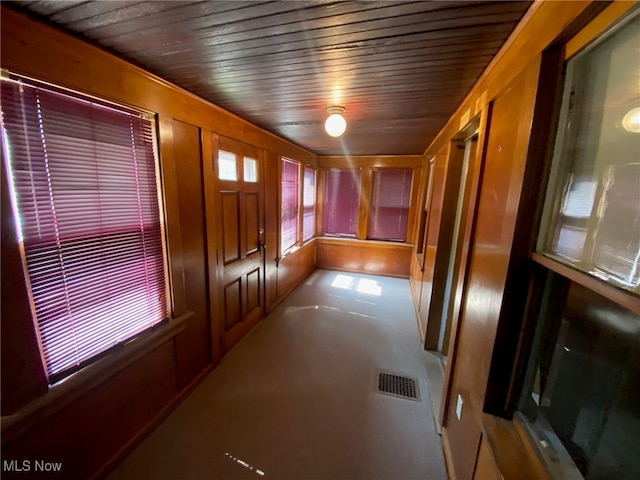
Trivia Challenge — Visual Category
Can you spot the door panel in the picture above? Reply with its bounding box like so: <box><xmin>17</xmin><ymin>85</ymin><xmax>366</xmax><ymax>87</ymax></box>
<box><xmin>244</xmin><ymin>192</ymin><xmax>260</xmax><ymax>255</ymax></box>
<box><xmin>247</xmin><ymin>268</ymin><xmax>260</xmax><ymax>313</ymax></box>
<box><xmin>224</xmin><ymin>279</ymin><xmax>242</xmax><ymax>331</ymax></box>
<box><xmin>221</xmin><ymin>192</ymin><xmax>240</xmax><ymax>264</ymax></box>
<box><xmin>214</xmin><ymin>135</ymin><xmax>265</xmax><ymax>353</ymax></box>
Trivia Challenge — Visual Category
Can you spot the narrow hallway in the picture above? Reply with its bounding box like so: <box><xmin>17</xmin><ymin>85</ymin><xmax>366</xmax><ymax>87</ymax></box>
<box><xmin>109</xmin><ymin>270</ymin><xmax>447</xmax><ymax>480</ymax></box>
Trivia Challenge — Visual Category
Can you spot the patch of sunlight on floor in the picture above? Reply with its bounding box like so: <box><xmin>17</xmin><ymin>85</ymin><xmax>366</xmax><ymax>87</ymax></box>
<box><xmin>331</xmin><ymin>274</ymin><xmax>355</xmax><ymax>289</ymax></box>
<box><xmin>356</xmin><ymin>278</ymin><xmax>382</xmax><ymax>296</ymax></box>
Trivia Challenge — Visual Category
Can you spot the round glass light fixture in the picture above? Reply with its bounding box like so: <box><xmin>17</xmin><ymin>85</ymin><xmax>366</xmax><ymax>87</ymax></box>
<box><xmin>324</xmin><ymin>106</ymin><xmax>346</xmax><ymax>137</ymax></box>
<box><xmin>622</xmin><ymin>106</ymin><xmax>640</xmax><ymax>133</ymax></box>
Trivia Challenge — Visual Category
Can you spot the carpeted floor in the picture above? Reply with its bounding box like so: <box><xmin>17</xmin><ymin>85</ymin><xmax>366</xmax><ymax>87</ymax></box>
<box><xmin>108</xmin><ymin>269</ymin><xmax>448</xmax><ymax>480</ymax></box>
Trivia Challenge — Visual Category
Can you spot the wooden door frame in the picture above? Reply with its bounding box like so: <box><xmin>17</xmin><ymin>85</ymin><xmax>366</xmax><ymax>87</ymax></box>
<box><xmin>439</xmin><ymin>105</ymin><xmax>492</xmax><ymax>426</ymax></box>
<box><xmin>204</xmin><ymin>133</ymin><xmax>266</xmax><ymax>358</ymax></box>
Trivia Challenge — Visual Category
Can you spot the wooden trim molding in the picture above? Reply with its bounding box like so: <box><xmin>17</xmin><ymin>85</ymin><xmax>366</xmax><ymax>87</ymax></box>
<box><xmin>565</xmin><ymin>0</ymin><xmax>638</xmax><ymax>59</ymax></box>
<box><xmin>479</xmin><ymin>413</ymin><xmax>550</xmax><ymax>480</ymax></box>
<box><xmin>318</xmin><ymin>155</ymin><xmax>423</xmax><ymax>169</ymax></box>
<box><xmin>1</xmin><ymin>312</ymin><xmax>191</xmax><ymax>444</ymax></box>
<box><xmin>532</xmin><ymin>253</ymin><xmax>640</xmax><ymax>317</ymax></box>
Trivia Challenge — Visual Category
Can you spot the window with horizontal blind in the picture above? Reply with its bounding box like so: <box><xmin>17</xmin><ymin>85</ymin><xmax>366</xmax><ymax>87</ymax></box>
<box><xmin>323</xmin><ymin>168</ymin><xmax>361</xmax><ymax>237</ymax></box>
<box><xmin>537</xmin><ymin>10</ymin><xmax>640</xmax><ymax>295</ymax></box>
<box><xmin>367</xmin><ymin>168</ymin><xmax>413</xmax><ymax>241</ymax></box>
<box><xmin>281</xmin><ymin>158</ymin><xmax>299</xmax><ymax>254</ymax></box>
<box><xmin>1</xmin><ymin>78</ymin><xmax>168</xmax><ymax>383</ymax></box>
<box><xmin>518</xmin><ymin>11</ymin><xmax>640</xmax><ymax>480</ymax></box>
<box><xmin>303</xmin><ymin>166</ymin><xmax>316</xmax><ymax>241</ymax></box>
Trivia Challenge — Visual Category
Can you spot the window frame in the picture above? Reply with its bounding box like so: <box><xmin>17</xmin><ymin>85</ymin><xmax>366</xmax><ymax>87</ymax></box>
<box><xmin>507</xmin><ymin>7</ymin><xmax>640</xmax><ymax>480</ymax></box>
<box><xmin>536</xmin><ymin>11</ymin><xmax>640</xmax><ymax>296</ymax></box>
<box><xmin>321</xmin><ymin>167</ymin><xmax>362</xmax><ymax>238</ymax></box>
<box><xmin>302</xmin><ymin>165</ymin><xmax>317</xmax><ymax>242</ymax></box>
<box><xmin>281</xmin><ymin>157</ymin><xmax>317</xmax><ymax>256</ymax></box>
<box><xmin>0</xmin><ymin>75</ymin><xmax>173</xmax><ymax>384</ymax></box>
<box><xmin>366</xmin><ymin>167</ymin><xmax>414</xmax><ymax>242</ymax></box>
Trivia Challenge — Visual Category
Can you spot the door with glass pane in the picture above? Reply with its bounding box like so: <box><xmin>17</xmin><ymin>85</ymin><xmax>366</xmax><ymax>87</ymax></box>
<box><xmin>213</xmin><ymin>135</ymin><xmax>265</xmax><ymax>353</ymax></box>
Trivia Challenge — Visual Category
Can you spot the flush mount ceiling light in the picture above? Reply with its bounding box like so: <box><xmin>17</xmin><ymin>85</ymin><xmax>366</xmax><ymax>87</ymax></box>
<box><xmin>622</xmin><ymin>106</ymin><xmax>640</xmax><ymax>133</ymax></box>
<box><xmin>324</xmin><ymin>106</ymin><xmax>346</xmax><ymax>137</ymax></box>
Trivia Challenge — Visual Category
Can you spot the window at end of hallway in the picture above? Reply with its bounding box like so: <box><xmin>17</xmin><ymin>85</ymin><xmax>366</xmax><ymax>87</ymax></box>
<box><xmin>367</xmin><ymin>168</ymin><xmax>413</xmax><ymax>242</ymax></box>
<box><xmin>322</xmin><ymin>168</ymin><xmax>361</xmax><ymax>238</ymax></box>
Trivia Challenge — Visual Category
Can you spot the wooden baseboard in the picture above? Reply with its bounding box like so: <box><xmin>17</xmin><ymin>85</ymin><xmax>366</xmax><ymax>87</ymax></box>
<box><xmin>92</xmin><ymin>362</ymin><xmax>215</xmax><ymax>480</ymax></box>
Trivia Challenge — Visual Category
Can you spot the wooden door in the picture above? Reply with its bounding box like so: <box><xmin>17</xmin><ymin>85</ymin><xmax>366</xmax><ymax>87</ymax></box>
<box><xmin>213</xmin><ymin>135</ymin><xmax>265</xmax><ymax>353</ymax></box>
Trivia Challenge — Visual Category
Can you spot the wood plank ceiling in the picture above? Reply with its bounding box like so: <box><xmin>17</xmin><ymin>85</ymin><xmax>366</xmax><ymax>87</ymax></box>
<box><xmin>7</xmin><ymin>1</ymin><xmax>532</xmax><ymax>156</ymax></box>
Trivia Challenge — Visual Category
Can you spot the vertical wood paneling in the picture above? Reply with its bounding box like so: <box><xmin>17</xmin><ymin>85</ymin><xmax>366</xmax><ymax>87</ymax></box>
<box><xmin>170</xmin><ymin>119</ymin><xmax>211</xmax><ymax>391</ymax></box>
<box><xmin>443</xmin><ymin>60</ymin><xmax>540</xmax><ymax>480</ymax></box>
<box><xmin>264</xmin><ymin>150</ymin><xmax>279</xmax><ymax>313</ymax></box>
<box><xmin>2</xmin><ymin>342</ymin><xmax>177</xmax><ymax>480</ymax></box>
<box><xmin>276</xmin><ymin>242</ymin><xmax>317</xmax><ymax>302</ymax></box>
<box><xmin>200</xmin><ymin>130</ymin><xmax>221</xmax><ymax>365</ymax></box>
<box><xmin>157</xmin><ymin>115</ymin><xmax>187</xmax><ymax>317</ymax></box>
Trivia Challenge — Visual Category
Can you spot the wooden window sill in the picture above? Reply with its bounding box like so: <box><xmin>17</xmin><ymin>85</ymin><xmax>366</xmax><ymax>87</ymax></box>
<box><xmin>480</xmin><ymin>413</ymin><xmax>551</xmax><ymax>480</ymax></box>
<box><xmin>532</xmin><ymin>252</ymin><xmax>640</xmax><ymax>316</ymax></box>
<box><xmin>1</xmin><ymin>312</ymin><xmax>191</xmax><ymax>444</ymax></box>
<box><xmin>278</xmin><ymin>237</ymin><xmax>316</xmax><ymax>266</ymax></box>
<box><xmin>317</xmin><ymin>236</ymin><xmax>413</xmax><ymax>248</ymax></box>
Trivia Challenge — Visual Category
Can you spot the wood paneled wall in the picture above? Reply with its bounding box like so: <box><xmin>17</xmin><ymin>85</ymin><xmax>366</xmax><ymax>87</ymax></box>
<box><xmin>0</xmin><ymin>6</ymin><xmax>317</xmax><ymax>479</ymax></box>
<box><xmin>316</xmin><ymin>238</ymin><xmax>412</xmax><ymax>278</ymax></box>
<box><xmin>406</xmin><ymin>2</ymin><xmax>630</xmax><ymax>480</ymax></box>
<box><xmin>443</xmin><ymin>61</ymin><xmax>541</xmax><ymax>480</ymax></box>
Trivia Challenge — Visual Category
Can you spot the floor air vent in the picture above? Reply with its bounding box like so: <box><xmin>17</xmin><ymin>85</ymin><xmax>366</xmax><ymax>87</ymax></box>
<box><xmin>376</xmin><ymin>371</ymin><xmax>420</xmax><ymax>401</ymax></box>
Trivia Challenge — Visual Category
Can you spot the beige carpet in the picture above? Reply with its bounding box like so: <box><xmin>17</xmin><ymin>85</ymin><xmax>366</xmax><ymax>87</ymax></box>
<box><xmin>108</xmin><ymin>269</ymin><xmax>447</xmax><ymax>480</ymax></box>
